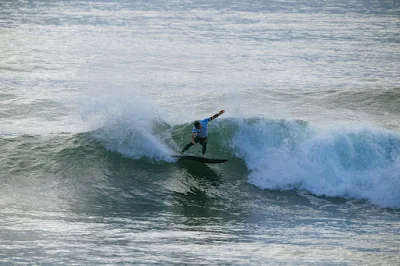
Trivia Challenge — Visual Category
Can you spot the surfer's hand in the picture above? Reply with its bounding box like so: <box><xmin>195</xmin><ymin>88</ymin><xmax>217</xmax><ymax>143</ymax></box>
<box><xmin>219</xmin><ymin>110</ymin><xmax>225</xmax><ymax>115</ymax></box>
<box><xmin>191</xmin><ymin>140</ymin><xmax>196</xmax><ymax>144</ymax></box>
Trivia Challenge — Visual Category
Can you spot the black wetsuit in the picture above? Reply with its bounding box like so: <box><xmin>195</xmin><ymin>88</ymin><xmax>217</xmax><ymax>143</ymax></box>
<box><xmin>182</xmin><ymin>136</ymin><xmax>208</xmax><ymax>155</ymax></box>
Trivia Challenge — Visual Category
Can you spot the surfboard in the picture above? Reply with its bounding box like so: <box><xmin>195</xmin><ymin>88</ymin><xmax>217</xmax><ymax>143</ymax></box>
<box><xmin>173</xmin><ymin>155</ymin><xmax>228</xmax><ymax>164</ymax></box>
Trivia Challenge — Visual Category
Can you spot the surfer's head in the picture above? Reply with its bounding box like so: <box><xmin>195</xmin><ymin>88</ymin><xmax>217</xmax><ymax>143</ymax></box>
<box><xmin>194</xmin><ymin>121</ymin><xmax>201</xmax><ymax>129</ymax></box>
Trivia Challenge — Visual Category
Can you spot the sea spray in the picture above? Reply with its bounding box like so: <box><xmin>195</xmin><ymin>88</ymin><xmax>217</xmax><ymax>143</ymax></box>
<box><xmin>80</xmin><ymin>82</ymin><xmax>174</xmax><ymax>161</ymax></box>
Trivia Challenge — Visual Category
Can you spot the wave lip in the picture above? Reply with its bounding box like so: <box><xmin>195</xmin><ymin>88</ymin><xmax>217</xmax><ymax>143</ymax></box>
<box><xmin>231</xmin><ymin>118</ymin><xmax>400</xmax><ymax>209</ymax></box>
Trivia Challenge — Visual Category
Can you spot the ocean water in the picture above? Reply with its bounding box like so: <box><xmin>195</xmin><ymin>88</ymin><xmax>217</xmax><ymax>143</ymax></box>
<box><xmin>1</xmin><ymin>0</ymin><xmax>400</xmax><ymax>265</ymax></box>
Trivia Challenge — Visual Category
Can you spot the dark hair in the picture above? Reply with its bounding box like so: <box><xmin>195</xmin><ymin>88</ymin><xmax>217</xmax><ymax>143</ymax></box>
<box><xmin>194</xmin><ymin>121</ymin><xmax>201</xmax><ymax>129</ymax></box>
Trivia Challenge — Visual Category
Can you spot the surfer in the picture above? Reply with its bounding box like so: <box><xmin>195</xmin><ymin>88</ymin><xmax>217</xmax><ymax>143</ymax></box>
<box><xmin>181</xmin><ymin>110</ymin><xmax>225</xmax><ymax>156</ymax></box>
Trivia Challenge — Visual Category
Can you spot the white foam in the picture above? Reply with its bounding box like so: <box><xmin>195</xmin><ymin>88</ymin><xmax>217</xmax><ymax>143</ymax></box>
<box><xmin>231</xmin><ymin>118</ymin><xmax>400</xmax><ymax>208</ymax></box>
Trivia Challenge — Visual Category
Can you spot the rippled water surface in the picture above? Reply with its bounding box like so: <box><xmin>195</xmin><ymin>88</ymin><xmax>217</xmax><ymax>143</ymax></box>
<box><xmin>1</xmin><ymin>0</ymin><xmax>399</xmax><ymax>265</ymax></box>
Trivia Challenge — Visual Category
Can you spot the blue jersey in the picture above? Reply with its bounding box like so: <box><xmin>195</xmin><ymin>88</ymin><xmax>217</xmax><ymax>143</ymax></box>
<box><xmin>192</xmin><ymin>118</ymin><xmax>211</xmax><ymax>138</ymax></box>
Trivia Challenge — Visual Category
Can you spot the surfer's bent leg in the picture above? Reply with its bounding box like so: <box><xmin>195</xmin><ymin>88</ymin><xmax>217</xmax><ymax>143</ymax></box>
<box><xmin>181</xmin><ymin>142</ymin><xmax>194</xmax><ymax>153</ymax></box>
<box><xmin>182</xmin><ymin>137</ymin><xmax>199</xmax><ymax>153</ymax></box>
<box><xmin>199</xmin><ymin>137</ymin><xmax>208</xmax><ymax>155</ymax></box>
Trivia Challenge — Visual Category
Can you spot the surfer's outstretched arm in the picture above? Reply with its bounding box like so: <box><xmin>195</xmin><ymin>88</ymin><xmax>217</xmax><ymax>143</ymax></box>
<box><xmin>210</xmin><ymin>110</ymin><xmax>225</xmax><ymax>120</ymax></box>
